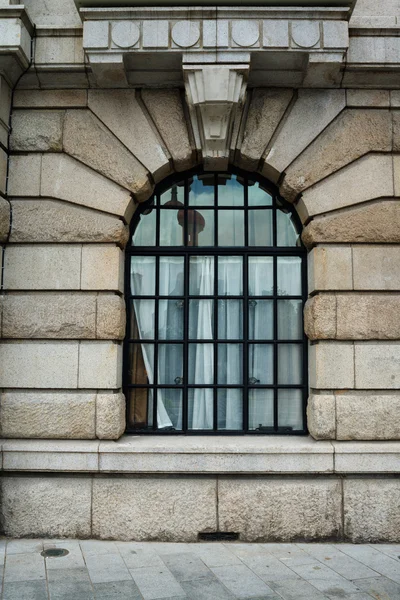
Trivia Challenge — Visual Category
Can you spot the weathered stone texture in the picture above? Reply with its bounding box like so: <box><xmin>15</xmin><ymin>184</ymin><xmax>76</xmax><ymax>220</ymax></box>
<box><xmin>89</xmin><ymin>90</ymin><xmax>171</xmax><ymax>182</ymax></box>
<box><xmin>309</xmin><ymin>342</ymin><xmax>354</xmax><ymax>389</ymax></box>
<box><xmin>304</xmin><ymin>295</ymin><xmax>336</xmax><ymax>340</ymax></box>
<box><xmin>307</xmin><ymin>394</ymin><xmax>336</xmax><ymax>440</ymax></box>
<box><xmin>92</xmin><ymin>478</ymin><xmax>217</xmax><ymax>540</ymax></box>
<box><xmin>0</xmin><ymin>392</ymin><xmax>96</xmax><ymax>439</ymax></box>
<box><xmin>63</xmin><ymin>110</ymin><xmax>152</xmax><ymax>201</ymax></box>
<box><xmin>0</xmin><ymin>477</ymin><xmax>92</xmax><ymax>538</ymax></box>
<box><xmin>353</xmin><ymin>245</ymin><xmax>400</xmax><ymax>290</ymax></box>
<box><xmin>308</xmin><ymin>246</ymin><xmax>353</xmax><ymax>292</ymax></box>
<box><xmin>218</xmin><ymin>479</ymin><xmax>342</xmax><ymax>541</ymax></box>
<box><xmin>347</xmin><ymin>89</ymin><xmax>390</xmax><ymax>107</ymax></box>
<box><xmin>78</xmin><ymin>342</ymin><xmax>122</xmax><ymax>389</ymax></box>
<box><xmin>81</xmin><ymin>245</ymin><xmax>124</xmax><ymax>292</ymax></box>
<box><xmin>302</xmin><ymin>200</ymin><xmax>400</xmax><ymax>247</ymax></box>
<box><xmin>344</xmin><ymin>479</ymin><xmax>400</xmax><ymax>542</ymax></box>
<box><xmin>10</xmin><ymin>199</ymin><xmax>129</xmax><ymax>245</ymax></box>
<box><xmin>10</xmin><ymin>110</ymin><xmax>64</xmax><ymax>151</ymax></box>
<box><xmin>0</xmin><ymin>196</ymin><xmax>10</xmax><ymax>242</ymax></box>
<box><xmin>240</xmin><ymin>88</ymin><xmax>293</xmax><ymax>172</ymax></box>
<box><xmin>280</xmin><ymin>109</ymin><xmax>392</xmax><ymax>201</ymax></box>
<box><xmin>8</xmin><ymin>154</ymin><xmax>41</xmax><ymax>197</ymax></box>
<box><xmin>141</xmin><ymin>89</ymin><xmax>193</xmax><ymax>172</ymax></box>
<box><xmin>96</xmin><ymin>294</ymin><xmax>125</xmax><ymax>339</ymax></box>
<box><xmin>355</xmin><ymin>343</ymin><xmax>400</xmax><ymax>389</ymax></box>
<box><xmin>336</xmin><ymin>393</ymin><xmax>400</xmax><ymax>440</ymax></box>
<box><xmin>14</xmin><ymin>89</ymin><xmax>87</xmax><ymax>108</ymax></box>
<box><xmin>0</xmin><ymin>148</ymin><xmax>7</xmax><ymax>194</ymax></box>
<box><xmin>96</xmin><ymin>393</ymin><xmax>125</xmax><ymax>440</ymax></box>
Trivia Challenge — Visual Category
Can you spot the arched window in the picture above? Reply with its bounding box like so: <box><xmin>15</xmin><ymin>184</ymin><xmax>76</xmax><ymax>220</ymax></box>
<box><xmin>125</xmin><ymin>169</ymin><xmax>307</xmax><ymax>434</ymax></box>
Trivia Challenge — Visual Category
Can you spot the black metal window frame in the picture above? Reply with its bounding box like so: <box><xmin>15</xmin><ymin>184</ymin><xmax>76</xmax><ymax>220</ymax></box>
<box><xmin>124</xmin><ymin>166</ymin><xmax>308</xmax><ymax>435</ymax></box>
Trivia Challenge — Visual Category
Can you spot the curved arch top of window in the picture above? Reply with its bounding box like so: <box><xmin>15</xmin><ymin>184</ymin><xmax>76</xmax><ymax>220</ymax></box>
<box><xmin>130</xmin><ymin>170</ymin><xmax>302</xmax><ymax>249</ymax></box>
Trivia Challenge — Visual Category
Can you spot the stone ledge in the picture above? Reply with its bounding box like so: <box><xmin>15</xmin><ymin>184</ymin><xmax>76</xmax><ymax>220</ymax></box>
<box><xmin>1</xmin><ymin>436</ymin><xmax>399</xmax><ymax>474</ymax></box>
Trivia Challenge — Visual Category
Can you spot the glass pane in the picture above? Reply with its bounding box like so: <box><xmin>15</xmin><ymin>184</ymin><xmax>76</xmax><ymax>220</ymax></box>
<box><xmin>158</xmin><ymin>343</ymin><xmax>183</xmax><ymax>385</ymax></box>
<box><xmin>248</xmin><ymin>180</ymin><xmax>273</xmax><ymax>206</ymax></box>
<box><xmin>248</xmin><ymin>209</ymin><xmax>273</xmax><ymax>246</ymax></box>
<box><xmin>248</xmin><ymin>300</ymin><xmax>273</xmax><ymax>340</ymax></box>
<box><xmin>188</xmin><ymin>388</ymin><xmax>213</xmax><ymax>430</ymax></box>
<box><xmin>189</xmin><ymin>174</ymin><xmax>215</xmax><ymax>206</ymax></box>
<box><xmin>217</xmin><ymin>174</ymin><xmax>244</xmax><ymax>206</ymax></box>
<box><xmin>249</xmin><ymin>389</ymin><xmax>274</xmax><ymax>431</ymax></box>
<box><xmin>158</xmin><ymin>389</ymin><xmax>182</xmax><ymax>430</ymax></box>
<box><xmin>132</xmin><ymin>210</ymin><xmax>156</xmax><ymax>246</ymax></box>
<box><xmin>248</xmin><ymin>344</ymin><xmax>273</xmax><ymax>384</ymax></box>
<box><xmin>218</xmin><ymin>210</ymin><xmax>244</xmax><ymax>246</ymax></box>
<box><xmin>277</xmin><ymin>256</ymin><xmax>302</xmax><ymax>296</ymax></box>
<box><xmin>189</xmin><ymin>256</ymin><xmax>214</xmax><ymax>295</ymax></box>
<box><xmin>130</xmin><ymin>300</ymin><xmax>155</xmax><ymax>339</ymax></box>
<box><xmin>189</xmin><ymin>300</ymin><xmax>214</xmax><ymax>339</ymax></box>
<box><xmin>218</xmin><ymin>389</ymin><xmax>243</xmax><ymax>430</ymax></box>
<box><xmin>278</xmin><ymin>389</ymin><xmax>303</xmax><ymax>431</ymax></box>
<box><xmin>248</xmin><ymin>257</ymin><xmax>273</xmax><ymax>296</ymax></box>
<box><xmin>218</xmin><ymin>256</ymin><xmax>243</xmax><ymax>295</ymax></box>
<box><xmin>130</xmin><ymin>256</ymin><xmax>156</xmax><ymax>296</ymax></box>
<box><xmin>158</xmin><ymin>300</ymin><xmax>184</xmax><ymax>340</ymax></box>
<box><xmin>278</xmin><ymin>300</ymin><xmax>303</xmax><ymax>340</ymax></box>
<box><xmin>218</xmin><ymin>300</ymin><xmax>243</xmax><ymax>339</ymax></box>
<box><xmin>128</xmin><ymin>343</ymin><xmax>154</xmax><ymax>385</ymax></box>
<box><xmin>217</xmin><ymin>344</ymin><xmax>243</xmax><ymax>384</ymax></box>
<box><xmin>277</xmin><ymin>209</ymin><xmax>300</xmax><ymax>247</ymax></box>
<box><xmin>159</xmin><ymin>256</ymin><xmax>184</xmax><ymax>296</ymax></box>
<box><xmin>127</xmin><ymin>388</ymin><xmax>153</xmax><ymax>429</ymax></box>
<box><xmin>188</xmin><ymin>343</ymin><xmax>214</xmax><ymax>384</ymax></box>
<box><xmin>278</xmin><ymin>344</ymin><xmax>302</xmax><ymax>385</ymax></box>
<box><xmin>160</xmin><ymin>182</ymin><xmax>184</xmax><ymax>205</ymax></box>
<box><xmin>160</xmin><ymin>209</ymin><xmax>184</xmax><ymax>246</ymax></box>
<box><xmin>188</xmin><ymin>209</ymin><xmax>214</xmax><ymax>247</ymax></box>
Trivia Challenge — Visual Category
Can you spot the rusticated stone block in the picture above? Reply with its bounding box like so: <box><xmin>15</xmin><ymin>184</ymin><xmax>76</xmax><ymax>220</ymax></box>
<box><xmin>0</xmin><ymin>196</ymin><xmax>10</xmax><ymax>243</ymax></box>
<box><xmin>0</xmin><ymin>148</ymin><xmax>7</xmax><ymax>194</ymax></box>
<box><xmin>302</xmin><ymin>200</ymin><xmax>400</xmax><ymax>248</ymax></box>
<box><xmin>307</xmin><ymin>394</ymin><xmax>336</xmax><ymax>440</ymax></box>
<box><xmin>308</xmin><ymin>246</ymin><xmax>353</xmax><ymax>293</ymax></box>
<box><xmin>239</xmin><ymin>89</ymin><xmax>293</xmax><ymax>172</ymax></box>
<box><xmin>81</xmin><ymin>245</ymin><xmax>124</xmax><ymax>292</ymax></box>
<box><xmin>355</xmin><ymin>343</ymin><xmax>400</xmax><ymax>389</ymax></box>
<box><xmin>63</xmin><ymin>109</ymin><xmax>152</xmax><ymax>201</ymax></box>
<box><xmin>336</xmin><ymin>393</ymin><xmax>400</xmax><ymax>440</ymax></box>
<box><xmin>337</xmin><ymin>294</ymin><xmax>400</xmax><ymax>340</ymax></box>
<box><xmin>353</xmin><ymin>245</ymin><xmax>400</xmax><ymax>290</ymax></box>
<box><xmin>14</xmin><ymin>89</ymin><xmax>87</xmax><ymax>108</ymax></box>
<box><xmin>10</xmin><ymin>199</ymin><xmax>129</xmax><ymax>245</ymax></box>
<box><xmin>10</xmin><ymin>110</ymin><xmax>64</xmax><ymax>152</ymax></box>
<box><xmin>92</xmin><ymin>478</ymin><xmax>217</xmax><ymax>540</ymax></box>
<box><xmin>78</xmin><ymin>341</ymin><xmax>122</xmax><ymax>389</ymax></box>
<box><xmin>141</xmin><ymin>89</ymin><xmax>194</xmax><ymax>172</ymax></box>
<box><xmin>344</xmin><ymin>479</ymin><xmax>400</xmax><ymax>542</ymax></box>
<box><xmin>0</xmin><ymin>391</ymin><xmax>96</xmax><ymax>439</ymax></box>
<box><xmin>309</xmin><ymin>342</ymin><xmax>354</xmax><ymax>389</ymax></box>
<box><xmin>96</xmin><ymin>393</ymin><xmax>125</xmax><ymax>440</ymax></box>
<box><xmin>0</xmin><ymin>477</ymin><xmax>92</xmax><ymax>538</ymax></box>
<box><xmin>8</xmin><ymin>154</ymin><xmax>41</xmax><ymax>197</ymax></box>
<box><xmin>2</xmin><ymin>293</ymin><xmax>96</xmax><ymax>339</ymax></box>
<box><xmin>218</xmin><ymin>479</ymin><xmax>342</xmax><ymax>541</ymax></box>
<box><xmin>304</xmin><ymin>295</ymin><xmax>336</xmax><ymax>340</ymax></box>
<box><xmin>96</xmin><ymin>294</ymin><xmax>126</xmax><ymax>340</ymax></box>
<box><xmin>281</xmin><ymin>109</ymin><xmax>392</xmax><ymax>201</ymax></box>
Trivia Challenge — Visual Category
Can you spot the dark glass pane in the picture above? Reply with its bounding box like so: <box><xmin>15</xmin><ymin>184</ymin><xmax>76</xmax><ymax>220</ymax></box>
<box><xmin>248</xmin><ymin>180</ymin><xmax>273</xmax><ymax>206</ymax></box>
<box><xmin>217</xmin><ymin>300</ymin><xmax>243</xmax><ymax>339</ymax></box>
<box><xmin>132</xmin><ymin>209</ymin><xmax>156</xmax><ymax>246</ymax></box>
<box><xmin>128</xmin><ymin>343</ymin><xmax>154</xmax><ymax>385</ymax></box>
<box><xmin>189</xmin><ymin>174</ymin><xmax>215</xmax><ymax>206</ymax></box>
<box><xmin>130</xmin><ymin>256</ymin><xmax>156</xmax><ymax>296</ymax></box>
<box><xmin>218</xmin><ymin>256</ymin><xmax>243</xmax><ymax>295</ymax></box>
<box><xmin>249</xmin><ymin>389</ymin><xmax>274</xmax><ymax>431</ymax></box>
<box><xmin>278</xmin><ymin>300</ymin><xmax>303</xmax><ymax>340</ymax></box>
<box><xmin>278</xmin><ymin>389</ymin><xmax>303</xmax><ymax>431</ymax></box>
<box><xmin>188</xmin><ymin>343</ymin><xmax>214</xmax><ymax>384</ymax></box>
<box><xmin>248</xmin><ymin>257</ymin><xmax>273</xmax><ymax>296</ymax></box>
<box><xmin>218</xmin><ymin>210</ymin><xmax>244</xmax><ymax>246</ymax></box>
<box><xmin>130</xmin><ymin>300</ymin><xmax>155</xmax><ymax>339</ymax></box>
<box><xmin>277</xmin><ymin>209</ymin><xmax>300</xmax><ymax>247</ymax></box>
<box><xmin>158</xmin><ymin>388</ymin><xmax>182</xmax><ymax>430</ymax></box>
<box><xmin>127</xmin><ymin>388</ymin><xmax>153</xmax><ymax>429</ymax></box>
<box><xmin>189</xmin><ymin>256</ymin><xmax>214</xmax><ymax>295</ymax></box>
<box><xmin>158</xmin><ymin>343</ymin><xmax>183</xmax><ymax>385</ymax></box>
<box><xmin>188</xmin><ymin>388</ymin><xmax>213</xmax><ymax>430</ymax></box>
<box><xmin>217</xmin><ymin>174</ymin><xmax>244</xmax><ymax>206</ymax></box>
<box><xmin>248</xmin><ymin>300</ymin><xmax>273</xmax><ymax>340</ymax></box>
<box><xmin>248</xmin><ymin>344</ymin><xmax>273</xmax><ymax>385</ymax></box>
<box><xmin>217</xmin><ymin>344</ymin><xmax>242</xmax><ymax>384</ymax></box>
<box><xmin>159</xmin><ymin>256</ymin><xmax>184</xmax><ymax>296</ymax></box>
<box><xmin>160</xmin><ymin>209</ymin><xmax>184</xmax><ymax>246</ymax></box>
<box><xmin>248</xmin><ymin>209</ymin><xmax>273</xmax><ymax>246</ymax></box>
<box><xmin>160</xmin><ymin>182</ymin><xmax>184</xmax><ymax>205</ymax></box>
<box><xmin>159</xmin><ymin>300</ymin><xmax>184</xmax><ymax>340</ymax></box>
<box><xmin>278</xmin><ymin>344</ymin><xmax>302</xmax><ymax>385</ymax></box>
<box><xmin>277</xmin><ymin>257</ymin><xmax>302</xmax><ymax>296</ymax></box>
<box><xmin>188</xmin><ymin>209</ymin><xmax>214</xmax><ymax>247</ymax></box>
<box><xmin>189</xmin><ymin>300</ymin><xmax>214</xmax><ymax>339</ymax></box>
<box><xmin>218</xmin><ymin>389</ymin><xmax>243</xmax><ymax>430</ymax></box>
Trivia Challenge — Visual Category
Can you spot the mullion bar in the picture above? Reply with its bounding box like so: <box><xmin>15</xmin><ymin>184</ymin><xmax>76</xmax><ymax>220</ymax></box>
<box><xmin>243</xmin><ymin>253</ymin><xmax>249</xmax><ymax>432</ymax></box>
<box><xmin>183</xmin><ymin>187</ymin><xmax>189</xmax><ymax>432</ymax></box>
<box><xmin>153</xmin><ymin>255</ymin><xmax>160</xmax><ymax>430</ymax></box>
<box><xmin>273</xmin><ymin>255</ymin><xmax>278</xmax><ymax>432</ymax></box>
<box><xmin>213</xmin><ymin>234</ymin><xmax>218</xmax><ymax>431</ymax></box>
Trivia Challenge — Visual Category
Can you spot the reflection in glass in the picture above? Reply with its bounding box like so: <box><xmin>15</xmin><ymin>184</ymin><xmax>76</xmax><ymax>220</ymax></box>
<box><xmin>188</xmin><ymin>388</ymin><xmax>213</xmax><ymax>429</ymax></box>
<box><xmin>160</xmin><ymin>182</ymin><xmax>184</xmax><ymax>205</ymax></box>
<box><xmin>248</xmin><ymin>209</ymin><xmax>273</xmax><ymax>246</ymax></box>
<box><xmin>160</xmin><ymin>209</ymin><xmax>184</xmax><ymax>246</ymax></box>
<box><xmin>132</xmin><ymin>209</ymin><xmax>156</xmax><ymax>246</ymax></box>
<box><xmin>218</xmin><ymin>210</ymin><xmax>244</xmax><ymax>246</ymax></box>
<box><xmin>188</xmin><ymin>209</ymin><xmax>214</xmax><ymax>247</ymax></box>
<box><xmin>158</xmin><ymin>344</ymin><xmax>183</xmax><ymax>385</ymax></box>
<box><xmin>277</xmin><ymin>256</ymin><xmax>302</xmax><ymax>296</ymax></box>
<box><xmin>248</xmin><ymin>181</ymin><xmax>273</xmax><ymax>206</ymax></box>
<box><xmin>277</xmin><ymin>209</ymin><xmax>300</xmax><ymax>247</ymax></box>
<box><xmin>189</xmin><ymin>256</ymin><xmax>214</xmax><ymax>295</ymax></box>
<box><xmin>159</xmin><ymin>388</ymin><xmax>182</xmax><ymax>430</ymax></box>
<box><xmin>131</xmin><ymin>256</ymin><xmax>156</xmax><ymax>296</ymax></box>
<box><xmin>249</xmin><ymin>257</ymin><xmax>273</xmax><ymax>296</ymax></box>
<box><xmin>278</xmin><ymin>300</ymin><xmax>302</xmax><ymax>340</ymax></box>
<box><xmin>189</xmin><ymin>174</ymin><xmax>215</xmax><ymax>206</ymax></box>
<box><xmin>189</xmin><ymin>300</ymin><xmax>214</xmax><ymax>339</ymax></box>
<box><xmin>159</xmin><ymin>256</ymin><xmax>184</xmax><ymax>296</ymax></box>
<box><xmin>249</xmin><ymin>389</ymin><xmax>274</xmax><ymax>430</ymax></box>
<box><xmin>278</xmin><ymin>344</ymin><xmax>302</xmax><ymax>385</ymax></box>
<box><xmin>248</xmin><ymin>344</ymin><xmax>273</xmax><ymax>384</ymax></box>
<box><xmin>188</xmin><ymin>344</ymin><xmax>214</xmax><ymax>384</ymax></box>
<box><xmin>218</xmin><ymin>256</ymin><xmax>243</xmax><ymax>295</ymax></box>
<box><xmin>217</xmin><ymin>174</ymin><xmax>244</xmax><ymax>206</ymax></box>
<box><xmin>130</xmin><ymin>300</ymin><xmax>155</xmax><ymax>339</ymax></box>
<box><xmin>248</xmin><ymin>300</ymin><xmax>273</xmax><ymax>340</ymax></box>
<box><xmin>278</xmin><ymin>389</ymin><xmax>303</xmax><ymax>431</ymax></box>
<box><xmin>218</xmin><ymin>389</ymin><xmax>243</xmax><ymax>430</ymax></box>
<box><xmin>217</xmin><ymin>344</ymin><xmax>243</xmax><ymax>384</ymax></box>
<box><xmin>158</xmin><ymin>300</ymin><xmax>184</xmax><ymax>340</ymax></box>
<box><xmin>218</xmin><ymin>300</ymin><xmax>243</xmax><ymax>339</ymax></box>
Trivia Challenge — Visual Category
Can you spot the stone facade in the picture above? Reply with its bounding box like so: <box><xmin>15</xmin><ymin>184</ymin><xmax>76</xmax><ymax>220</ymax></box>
<box><xmin>0</xmin><ymin>0</ymin><xmax>400</xmax><ymax>543</ymax></box>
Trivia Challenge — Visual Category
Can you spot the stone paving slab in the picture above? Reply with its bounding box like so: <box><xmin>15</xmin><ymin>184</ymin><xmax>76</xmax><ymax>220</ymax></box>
<box><xmin>1</xmin><ymin>539</ymin><xmax>400</xmax><ymax>599</ymax></box>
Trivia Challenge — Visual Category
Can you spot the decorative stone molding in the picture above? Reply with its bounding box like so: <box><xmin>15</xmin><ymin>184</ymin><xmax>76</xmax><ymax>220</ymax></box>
<box><xmin>0</xmin><ymin>5</ymin><xmax>33</xmax><ymax>86</ymax></box>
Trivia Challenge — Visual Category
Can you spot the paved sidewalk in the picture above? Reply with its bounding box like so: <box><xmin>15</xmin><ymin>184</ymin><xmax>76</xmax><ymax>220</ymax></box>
<box><xmin>0</xmin><ymin>539</ymin><xmax>400</xmax><ymax>600</ymax></box>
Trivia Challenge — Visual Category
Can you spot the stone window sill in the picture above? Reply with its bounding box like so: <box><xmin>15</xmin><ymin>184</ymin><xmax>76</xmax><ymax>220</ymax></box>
<box><xmin>1</xmin><ymin>436</ymin><xmax>399</xmax><ymax>474</ymax></box>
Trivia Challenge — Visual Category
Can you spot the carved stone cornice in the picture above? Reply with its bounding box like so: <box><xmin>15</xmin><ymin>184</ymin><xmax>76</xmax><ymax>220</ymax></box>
<box><xmin>0</xmin><ymin>5</ymin><xmax>33</xmax><ymax>86</ymax></box>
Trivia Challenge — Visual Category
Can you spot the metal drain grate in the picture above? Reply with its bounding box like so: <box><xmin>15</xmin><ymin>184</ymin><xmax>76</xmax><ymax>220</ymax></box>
<box><xmin>198</xmin><ymin>532</ymin><xmax>239</xmax><ymax>542</ymax></box>
<box><xmin>41</xmin><ymin>548</ymin><xmax>69</xmax><ymax>558</ymax></box>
